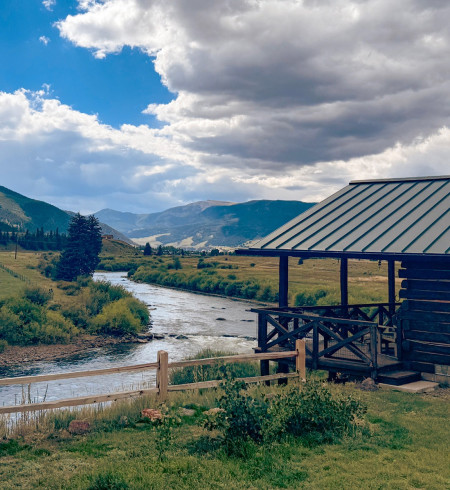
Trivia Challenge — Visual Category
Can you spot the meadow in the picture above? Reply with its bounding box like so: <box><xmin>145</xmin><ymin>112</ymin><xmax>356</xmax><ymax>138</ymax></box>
<box><xmin>99</xmin><ymin>249</ymin><xmax>400</xmax><ymax>306</ymax></box>
<box><xmin>0</xmin><ymin>378</ymin><xmax>448</xmax><ymax>489</ymax></box>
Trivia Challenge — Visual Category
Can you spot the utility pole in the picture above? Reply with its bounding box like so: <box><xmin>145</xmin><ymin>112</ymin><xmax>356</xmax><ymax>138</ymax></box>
<box><xmin>14</xmin><ymin>234</ymin><xmax>18</xmax><ymax>260</ymax></box>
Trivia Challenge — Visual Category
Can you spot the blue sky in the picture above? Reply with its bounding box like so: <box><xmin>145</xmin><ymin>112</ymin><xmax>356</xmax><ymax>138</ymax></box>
<box><xmin>0</xmin><ymin>1</ymin><xmax>449</xmax><ymax>214</ymax></box>
<box><xmin>0</xmin><ymin>0</ymin><xmax>172</xmax><ymax>128</ymax></box>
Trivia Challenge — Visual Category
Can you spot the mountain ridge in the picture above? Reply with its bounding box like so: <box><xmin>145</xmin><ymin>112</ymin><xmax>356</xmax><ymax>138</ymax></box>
<box><xmin>96</xmin><ymin>199</ymin><xmax>315</xmax><ymax>249</ymax></box>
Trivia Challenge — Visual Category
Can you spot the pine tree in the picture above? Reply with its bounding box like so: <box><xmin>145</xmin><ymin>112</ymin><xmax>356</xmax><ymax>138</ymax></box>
<box><xmin>143</xmin><ymin>242</ymin><xmax>152</xmax><ymax>256</ymax></box>
<box><xmin>56</xmin><ymin>214</ymin><xmax>103</xmax><ymax>281</ymax></box>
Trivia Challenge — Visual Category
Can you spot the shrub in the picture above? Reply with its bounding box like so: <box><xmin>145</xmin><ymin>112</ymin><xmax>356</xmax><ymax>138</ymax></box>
<box><xmin>205</xmin><ymin>377</ymin><xmax>366</xmax><ymax>456</ymax></box>
<box><xmin>265</xmin><ymin>381</ymin><xmax>366</xmax><ymax>444</ymax></box>
<box><xmin>0</xmin><ymin>339</ymin><xmax>8</xmax><ymax>353</ymax></box>
<box><xmin>208</xmin><ymin>376</ymin><xmax>269</xmax><ymax>455</ymax></box>
<box><xmin>0</xmin><ymin>297</ymin><xmax>78</xmax><ymax>345</ymax></box>
<box><xmin>123</xmin><ymin>297</ymin><xmax>150</xmax><ymax>326</ymax></box>
<box><xmin>90</xmin><ymin>298</ymin><xmax>144</xmax><ymax>336</ymax></box>
<box><xmin>295</xmin><ymin>289</ymin><xmax>328</xmax><ymax>307</ymax></box>
<box><xmin>23</xmin><ymin>286</ymin><xmax>53</xmax><ymax>305</ymax></box>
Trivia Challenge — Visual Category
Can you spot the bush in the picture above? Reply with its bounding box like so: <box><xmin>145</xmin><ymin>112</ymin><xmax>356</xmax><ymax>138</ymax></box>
<box><xmin>90</xmin><ymin>298</ymin><xmax>145</xmax><ymax>336</ymax></box>
<box><xmin>0</xmin><ymin>297</ymin><xmax>78</xmax><ymax>345</ymax></box>
<box><xmin>24</xmin><ymin>286</ymin><xmax>53</xmax><ymax>305</ymax></box>
<box><xmin>217</xmin><ymin>377</ymin><xmax>269</xmax><ymax>453</ymax></box>
<box><xmin>265</xmin><ymin>380</ymin><xmax>366</xmax><ymax>444</ymax></box>
<box><xmin>294</xmin><ymin>289</ymin><xmax>328</xmax><ymax>306</ymax></box>
<box><xmin>0</xmin><ymin>339</ymin><xmax>8</xmax><ymax>353</ymax></box>
<box><xmin>205</xmin><ymin>377</ymin><xmax>366</xmax><ymax>456</ymax></box>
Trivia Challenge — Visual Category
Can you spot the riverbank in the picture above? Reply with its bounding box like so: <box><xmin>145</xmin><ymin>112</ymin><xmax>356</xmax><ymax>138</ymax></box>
<box><xmin>0</xmin><ymin>334</ymin><xmax>142</xmax><ymax>368</ymax></box>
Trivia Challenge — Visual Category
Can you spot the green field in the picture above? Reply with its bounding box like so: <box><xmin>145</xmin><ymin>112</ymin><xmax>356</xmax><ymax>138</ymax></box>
<box><xmin>100</xmin><ymin>250</ymin><xmax>400</xmax><ymax>306</ymax></box>
<box><xmin>0</xmin><ymin>382</ymin><xmax>448</xmax><ymax>489</ymax></box>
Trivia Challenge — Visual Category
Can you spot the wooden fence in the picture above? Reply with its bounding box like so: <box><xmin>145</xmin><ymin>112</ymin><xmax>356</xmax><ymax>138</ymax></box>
<box><xmin>0</xmin><ymin>340</ymin><xmax>306</xmax><ymax>415</ymax></box>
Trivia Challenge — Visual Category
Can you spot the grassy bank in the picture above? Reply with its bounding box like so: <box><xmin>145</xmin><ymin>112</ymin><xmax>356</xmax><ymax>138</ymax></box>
<box><xmin>101</xmin><ymin>253</ymin><xmax>400</xmax><ymax>306</ymax></box>
<box><xmin>0</xmin><ymin>379</ymin><xmax>448</xmax><ymax>489</ymax></box>
<box><xmin>0</xmin><ymin>251</ymin><xmax>149</xmax><ymax>349</ymax></box>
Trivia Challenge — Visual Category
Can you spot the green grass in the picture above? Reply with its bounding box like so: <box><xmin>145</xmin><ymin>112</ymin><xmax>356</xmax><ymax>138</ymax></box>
<box><xmin>118</xmin><ymin>254</ymin><xmax>400</xmax><ymax>306</ymax></box>
<box><xmin>0</xmin><ymin>384</ymin><xmax>448</xmax><ymax>489</ymax></box>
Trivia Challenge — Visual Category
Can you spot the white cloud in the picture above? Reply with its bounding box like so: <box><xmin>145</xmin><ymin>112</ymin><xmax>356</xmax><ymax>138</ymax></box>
<box><xmin>2</xmin><ymin>1</ymin><xmax>450</xmax><ymax>214</ymax></box>
<box><xmin>56</xmin><ymin>1</ymin><xmax>450</xmax><ymax>172</ymax></box>
<box><xmin>42</xmin><ymin>0</ymin><xmax>56</xmax><ymax>11</ymax></box>
<box><xmin>39</xmin><ymin>36</ymin><xmax>50</xmax><ymax>45</ymax></box>
<box><xmin>1</xmin><ymin>88</ymin><xmax>449</xmax><ymax>215</ymax></box>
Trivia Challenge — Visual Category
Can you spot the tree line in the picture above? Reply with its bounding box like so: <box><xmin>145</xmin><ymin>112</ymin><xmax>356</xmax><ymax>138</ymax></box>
<box><xmin>0</xmin><ymin>228</ymin><xmax>68</xmax><ymax>250</ymax></box>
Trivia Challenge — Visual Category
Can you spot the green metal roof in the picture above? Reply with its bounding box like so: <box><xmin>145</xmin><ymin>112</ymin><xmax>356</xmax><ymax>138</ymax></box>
<box><xmin>245</xmin><ymin>176</ymin><xmax>450</xmax><ymax>259</ymax></box>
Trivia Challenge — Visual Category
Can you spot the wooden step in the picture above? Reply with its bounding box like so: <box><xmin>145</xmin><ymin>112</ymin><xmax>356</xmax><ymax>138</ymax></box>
<box><xmin>377</xmin><ymin>370</ymin><xmax>421</xmax><ymax>386</ymax></box>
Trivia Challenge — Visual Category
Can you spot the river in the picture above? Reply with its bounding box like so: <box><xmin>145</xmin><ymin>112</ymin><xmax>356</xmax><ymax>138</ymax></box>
<box><xmin>0</xmin><ymin>272</ymin><xmax>258</xmax><ymax>408</ymax></box>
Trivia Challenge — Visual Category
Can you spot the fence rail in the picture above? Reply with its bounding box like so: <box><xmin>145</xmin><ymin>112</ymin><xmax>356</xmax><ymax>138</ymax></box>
<box><xmin>0</xmin><ymin>341</ymin><xmax>306</xmax><ymax>415</ymax></box>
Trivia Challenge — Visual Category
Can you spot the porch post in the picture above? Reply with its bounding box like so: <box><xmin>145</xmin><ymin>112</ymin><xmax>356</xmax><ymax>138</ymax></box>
<box><xmin>340</xmin><ymin>257</ymin><xmax>348</xmax><ymax>309</ymax></box>
<box><xmin>388</xmin><ymin>260</ymin><xmax>396</xmax><ymax>317</ymax></box>
<box><xmin>279</xmin><ymin>255</ymin><xmax>289</xmax><ymax>307</ymax></box>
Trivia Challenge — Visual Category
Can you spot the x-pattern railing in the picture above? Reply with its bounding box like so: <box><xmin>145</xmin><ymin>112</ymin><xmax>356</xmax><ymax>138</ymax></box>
<box><xmin>253</xmin><ymin>308</ymin><xmax>379</xmax><ymax>377</ymax></box>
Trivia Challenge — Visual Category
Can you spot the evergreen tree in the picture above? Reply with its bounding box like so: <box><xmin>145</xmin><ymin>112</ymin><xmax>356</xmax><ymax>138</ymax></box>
<box><xmin>157</xmin><ymin>245</ymin><xmax>163</xmax><ymax>256</ymax></box>
<box><xmin>143</xmin><ymin>242</ymin><xmax>152</xmax><ymax>256</ymax></box>
<box><xmin>56</xmin><ymin>213</ymin><xmax>103</xmax><ymax>281</ymax></box>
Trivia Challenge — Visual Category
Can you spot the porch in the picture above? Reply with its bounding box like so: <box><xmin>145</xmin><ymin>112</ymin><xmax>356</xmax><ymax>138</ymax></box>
<box><xmin>253</xmin><ymin>302</ymin><xmax>407</xmax><ymax>381</ymax></box>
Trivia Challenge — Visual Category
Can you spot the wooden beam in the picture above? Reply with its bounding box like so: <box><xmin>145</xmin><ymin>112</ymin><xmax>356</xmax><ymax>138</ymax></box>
<box><xmin>295</xmin><ymin>339</ymin><xmax>306</xmax><ymax>381</ymax></box>
<box><xmin>388</xmin><ymin>260</ymin><xmax>396</xmax><ymax>316</ymax></box>
<box><xmin>340</xmin><ymin>258</ymin><xmax>348</xmax><ymax>308</ymax></box>
<box><xmin>279</xmin><ymin>255</ymin><xmax>289</xmax><ymax>307</ymax></box>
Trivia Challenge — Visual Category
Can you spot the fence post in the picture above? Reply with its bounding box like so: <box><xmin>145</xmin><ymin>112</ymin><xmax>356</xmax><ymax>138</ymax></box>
<box><xmin>157</xmin><ymin>350</ymin><xmax>168</xmax><ymax>402</ymax></box>
<box><xmin>370</xmin><ymin>325</ymin><xmax>378</xmax><ymax>380</ymax></box>
<box><xmin>295</xmin><ymin>339</ymin><xmax>306</xmax><ymax>381</ymax></box>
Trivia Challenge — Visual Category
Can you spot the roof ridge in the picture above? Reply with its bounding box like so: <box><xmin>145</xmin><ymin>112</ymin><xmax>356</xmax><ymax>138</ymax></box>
<box><xmin>350</xmin><ymin>175</ymin><xmax>450</xmax><ymax>184</ymax></box>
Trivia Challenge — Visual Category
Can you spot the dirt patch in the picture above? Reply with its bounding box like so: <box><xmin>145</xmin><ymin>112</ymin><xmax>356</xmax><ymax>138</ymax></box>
<box><xmin>0</xmin><ymin>335</ymin><xmax>138</xmax><ymax>368</ymax></box>
<box><xmin>421</xmin><ymin>387</ymin><xmax>450</xmax><ymax>400</ymax></box>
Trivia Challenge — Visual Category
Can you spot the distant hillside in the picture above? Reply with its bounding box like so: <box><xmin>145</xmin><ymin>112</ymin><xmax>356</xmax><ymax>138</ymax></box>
<box><xmin>96</xmin><ymin>201</ymin><xmax>234</xmax><ymax>235</ymax></box>
<box><xmin>0</xmin><ymin>186</ymin><xmax>133</xmax><ymax>244</ymax></box>
<box><xmin>0</xmin><ymin>185</ymin><xmax>71</xmax><ymax>232</ymax></box>
<box><xmin>96</xmin><ymin>200</ymin><xmax>315</xmax><ymax>249</ymax></box>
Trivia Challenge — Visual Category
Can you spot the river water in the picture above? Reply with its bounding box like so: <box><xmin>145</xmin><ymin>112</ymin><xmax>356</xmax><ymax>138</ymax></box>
<box><xmin>0</xmin><ymin>272</ymin><xmax>258</xmax><ymax>408</ymax></box>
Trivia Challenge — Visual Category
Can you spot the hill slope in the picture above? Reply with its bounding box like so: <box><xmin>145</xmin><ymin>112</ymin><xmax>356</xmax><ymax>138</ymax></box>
<box><xmin>0</xmin><ymin>186</ymin><xmax>133</xmax><ymax>244</ymax></box>
<box><xmin>0</xmin><ymin>185</ymin><xmax>71</xmax><ymax>232</ymax></box>
<box><xmin>96</xmin><ymin>200</ymin><xmax>315</xmax><ymax>249</ymax></box>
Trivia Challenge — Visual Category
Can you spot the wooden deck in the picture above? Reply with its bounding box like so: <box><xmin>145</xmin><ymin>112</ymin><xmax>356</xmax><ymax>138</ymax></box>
<box><xmin>253</xmin><ymin>304</ymin><xmax>404</xmax><ymax>379</ymax></box>
<box><xmin>255</xmin><ymin>343</ymin><xmax>402</xmax><ymax>377</ymax></box>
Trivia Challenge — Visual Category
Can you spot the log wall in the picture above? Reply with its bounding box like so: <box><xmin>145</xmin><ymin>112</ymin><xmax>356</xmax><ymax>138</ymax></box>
<box><xmin>399</xmin><ymin>260</ymin><xmax>450</xmax><ymax>373</ymax></box>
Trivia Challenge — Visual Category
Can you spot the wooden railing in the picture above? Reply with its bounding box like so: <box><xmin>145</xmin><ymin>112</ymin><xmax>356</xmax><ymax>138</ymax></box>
<box><xmin>271</xmin><ymin>302</ymin><xmax>401</xmax><ymax>326</ymax></box>
<box><xmin>0</xmin><ymin>341</ymin><xmax>306</xmax><ymax>415</ymax></box>
<box><xmin>253</xmin><ymin>308</ymin><xmax>381</xmax><ymax>378</ymax></box>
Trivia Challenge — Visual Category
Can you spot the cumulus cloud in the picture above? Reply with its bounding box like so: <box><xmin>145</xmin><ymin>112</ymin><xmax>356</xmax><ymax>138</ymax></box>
<box><xmin>56</xmin><ymin>0</ymin><xmax>450</xmax><ymax>173</ymax></box>
<box><xmin>39</xmin><ymin>36</ymin><xmax>50</xmax><ymax>45</ymax></box>
<box><xmin>2</xmin><ymin>0</ymin><xmax>450</xmax><ymax>214</ymax></box>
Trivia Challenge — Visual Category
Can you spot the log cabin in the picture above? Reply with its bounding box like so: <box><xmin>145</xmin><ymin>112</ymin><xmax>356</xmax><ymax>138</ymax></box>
<box><xmin>237</xmin><ymin>175</ymin><xmax>449</xmax><ymax>385</ymax></box>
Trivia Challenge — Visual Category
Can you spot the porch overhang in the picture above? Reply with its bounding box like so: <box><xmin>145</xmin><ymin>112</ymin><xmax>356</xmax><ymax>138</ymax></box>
<box><xmin>236</xmin><ymin>248</ymin><xmax>449</xmax><ymax>263</ymax></box>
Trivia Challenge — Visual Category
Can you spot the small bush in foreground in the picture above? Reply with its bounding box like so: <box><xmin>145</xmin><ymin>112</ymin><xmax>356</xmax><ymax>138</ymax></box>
<box><xmin>206</xmin><ymin>377</ymin><xmax>367</xmax><ymax>455</ymax></box>
<box><xmin>266</xmin><ymin>380</ymin><xmax>367</xmax><ymax>444</ymax></box>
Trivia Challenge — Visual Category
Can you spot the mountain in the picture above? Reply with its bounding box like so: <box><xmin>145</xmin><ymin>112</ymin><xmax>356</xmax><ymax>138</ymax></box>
<box><xmin>96</xmin><ymin>200</ymin><xmax>315</xmax><ymax>249</ymax></box>
<box><xmin>0</xmin><ymin>186</ymin><xmax>133</xmax><ymax>244</ymax></box>
<box><xmin>95</xmin><ymin>201</ymin><xmax>234</xmax><ymax>235</ymax></box>
<box><xmin>0</xmin><ymin>185</ymin><xmax>72</xmax><ymax>233</ymax></box>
